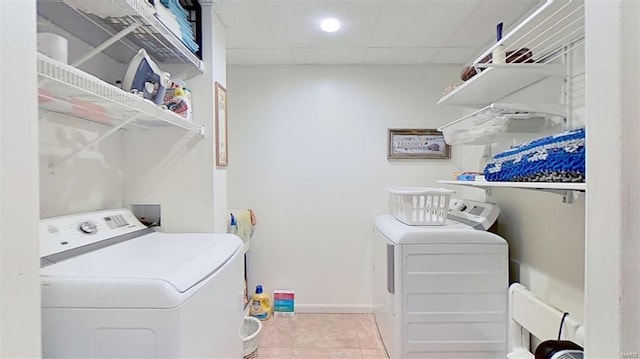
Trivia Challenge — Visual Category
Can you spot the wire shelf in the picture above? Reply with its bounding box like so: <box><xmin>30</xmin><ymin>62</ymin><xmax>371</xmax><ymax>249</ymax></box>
<box><xmin>38</xmin><ymin>0</ymin><xmax>203</xmax><ymax>75</ymax></box>
<box><xmin>474</xmin><ymin>0</ymin><xmax>584</xmax><ymax>67</ymax></box>
<box><xmin>438</xmin><ymin>180</ymin><xmax>585</xmax><ymax>191</ymax></box>
<box><xmin>438</xmin><ymin>63</ymin><xmax>565</xmax><ymax>106</ymax></box>
<box><xmin>438</xmin><ymin>180</ymin><xmax>584</xmax><ymax>203</ymax></box>
<box><xmin>437</xmin><ymin>103</ymin><xmax>566</xmax><ymax>145</ymax></box>
<box><xmin>439</xmin><ymin>0</ymin><xmax>583</xmax><ymax>106</ymax></box>
<box><xmin>37</xmin><ymin>53</ymin><xmax>204</xmax><ymax>135</ymax></box>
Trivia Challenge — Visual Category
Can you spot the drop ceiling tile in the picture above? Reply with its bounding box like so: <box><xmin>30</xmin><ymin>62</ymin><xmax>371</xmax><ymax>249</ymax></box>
<box><xmin>429</xmin><ymin>47</ymin><xmax>478</xmax><ymax>64</ymax></box>
<box><xmin>364</xmin><ymin>47</ymin><xmax>439</xmax><ymax>65</ymax></box>
<box><xmin>216</xmin><ymin>0</ymin><xmax>544</xmax><ymax>65</ymax></box>
<box><xmin>227</xmin><ymin>48</ymin><xmax>295</xmax><ymax>65</ymax></box>
<box><xmin>285</xmin><ymin>2</ymin><xmax>381</xmax><ymax>48</ymax></box>
<box><xmin>215</xmin><ymin>2</ymin><xmax>292</xmax><ymax>48</ymax></box>
<box><xmin>293</xmin><ymin>48</ymin><xmax>367</xmax><ymax>64</ymax></box>
<box><xmin>369</xmin><ymin>1</ymin><xmax>478</xmax><ymax>48</ymax></box>
<box><xmin>446</xmin><ymin>0</ymin><xmax>539</xmax><ymax>47</ymax></box>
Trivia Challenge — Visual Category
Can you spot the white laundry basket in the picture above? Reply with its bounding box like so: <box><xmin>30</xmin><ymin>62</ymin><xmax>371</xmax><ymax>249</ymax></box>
<box><xmin>241</xmin><ymin>317</ymin><xmax>262</xmax><ymax>359</ymax></box>
<box><xmin>387</xmin><ymin>187</ymin><xmax>455</xmax><ymax>225</ymax></box>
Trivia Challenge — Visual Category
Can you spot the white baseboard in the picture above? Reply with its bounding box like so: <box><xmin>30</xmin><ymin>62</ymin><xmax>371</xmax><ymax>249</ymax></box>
<box><xmin>294</xmin><ymin>304</ymin><xmax>374</xmax><ymax>314</ymax></box>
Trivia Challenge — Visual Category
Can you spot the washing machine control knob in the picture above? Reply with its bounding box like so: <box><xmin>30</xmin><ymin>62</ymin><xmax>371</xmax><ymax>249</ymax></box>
<box><xmin>456</xmin><ymin>203</ymin><xmax>468</xmax><ymax>212</ymax></box>
<box><xmin>78</xmin><ymin>221</ymin><xmax>97</xmax><ymax>235</ymax></box>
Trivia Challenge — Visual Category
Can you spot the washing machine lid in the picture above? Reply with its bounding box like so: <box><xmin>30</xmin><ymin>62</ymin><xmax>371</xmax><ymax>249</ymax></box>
<box><xmin>374</xmin><ymin>215</ymin><xmax>505</xmax><ymax>245</ymax></box>
<box><xmin>40</xmin><ymin>232</ymin><xmax>241</xmax><ymax>308</ymax></box>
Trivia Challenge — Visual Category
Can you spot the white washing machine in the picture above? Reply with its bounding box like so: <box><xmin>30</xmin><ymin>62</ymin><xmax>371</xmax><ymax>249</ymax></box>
<box><xmin>40</xmin><ymin>209</ymin><xmax>245</xmax><ymax>358</ymax></box>
<box><xmin>373</xmin><ymin>199</ymin><xmax>508</xmax><ymax>359</ymax></box>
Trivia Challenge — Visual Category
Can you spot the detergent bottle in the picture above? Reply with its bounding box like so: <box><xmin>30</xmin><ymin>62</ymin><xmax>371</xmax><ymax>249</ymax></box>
<box><xmin>250</xmin><ymin>284</ymin><xmax>272</xmax><ymax>321</ymax></box>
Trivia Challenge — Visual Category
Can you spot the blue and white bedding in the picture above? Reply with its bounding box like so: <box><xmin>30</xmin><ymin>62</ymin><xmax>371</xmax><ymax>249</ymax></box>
<box><xmin>483</xmin><ymin>128</ymin><xmax>585</xmax><ymax>182</ymax></box>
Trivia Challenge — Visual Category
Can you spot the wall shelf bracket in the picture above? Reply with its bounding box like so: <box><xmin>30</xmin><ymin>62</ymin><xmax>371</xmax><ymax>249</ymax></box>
<box><xmin>527</xmin><ymin>188</ymin><xmax>578</xmax><ymax>204</ymax></box>
<box><xmin>71</xmin><ymin>23</ymin><xmax>140</xmax><ymax>68</ymax></box>
<box><xmin>48</xmin><ymin>114</ymin><xmax>139</xmax><ymax>171</ymax></box>
<box><xmin>438</xmin><ymin>180</ymin><xmax>585</xmax><ymax>204</ymax></box>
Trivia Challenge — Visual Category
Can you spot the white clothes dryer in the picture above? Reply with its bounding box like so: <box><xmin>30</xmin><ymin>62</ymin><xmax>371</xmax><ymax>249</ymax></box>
<box><xmin>40</xmin><ymin>209</ymin><xmax>245</xmax><ymax>359</ymax></box>
<box><xmin>373</xmin><ymin>199</ymin><xmax>508</xmax><ymax>359</ymax></box>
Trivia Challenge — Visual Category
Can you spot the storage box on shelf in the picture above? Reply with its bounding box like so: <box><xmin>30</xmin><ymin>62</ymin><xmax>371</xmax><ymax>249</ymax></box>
<box><xmin>37</xmin><ymin>0</ymin><xmax>203</xmax><ymax>77</ymax></box>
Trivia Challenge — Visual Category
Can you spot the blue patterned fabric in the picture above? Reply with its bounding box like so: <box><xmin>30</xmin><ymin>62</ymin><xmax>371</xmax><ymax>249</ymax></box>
<box><xmin>483</xmin><ymin>128</ymin><xmax>585</xmax><ymax>182</ymax></box>
<box><xmin>160</xmin><ymin>0</ymin><xmax>200</xmax><ymax>52</ymax></box>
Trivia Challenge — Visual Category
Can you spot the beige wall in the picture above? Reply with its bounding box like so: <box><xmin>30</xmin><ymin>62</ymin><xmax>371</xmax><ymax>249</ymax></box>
<box><xmin>227</xmin><ymin>64</ymin><xmax>465</xmax><ymax>310</ymax></box>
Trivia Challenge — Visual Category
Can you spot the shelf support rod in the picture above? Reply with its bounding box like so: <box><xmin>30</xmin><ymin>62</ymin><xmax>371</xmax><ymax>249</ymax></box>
<box><xmin>521</xmin><ymin>187</ymin><xmax>578</xmax><ymax>204</ymax></box>
<box><xmin>562</xmin><ymin>42</ymin><xmax>574</xmax><ymax>130</ymax></box>
<box><xmin>71</xmin><ymin>23</ymin><xmax>140</xmax><ymax>68</ymax></box>
<box><xmin>557</xmin><ymin>189</ymin><xmax>574</xmax><ymax>204</ymax></box>
<box><xmin>49</xmin><ymin>115</ymin><xmax>139</xmax><ymax>171</ymax></box>
<box><xmin>563</xmin><ymin>190</ymin><xmax>574</xmax><ymax>204</ymax></box>
<box><xmin>483</xmin><ymin>184</ymin><xmax>579</xmax><ymax>204</ymax></box>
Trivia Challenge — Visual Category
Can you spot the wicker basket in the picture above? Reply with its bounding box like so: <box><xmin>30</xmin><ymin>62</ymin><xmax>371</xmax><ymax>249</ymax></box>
<box><xmin>241</xmin><ymin>317</ymin><xmax>262</xmax><ymax>359</ymax></box>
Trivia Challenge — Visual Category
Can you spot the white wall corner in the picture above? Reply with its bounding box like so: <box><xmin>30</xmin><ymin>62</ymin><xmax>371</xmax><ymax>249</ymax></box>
<box><xmin>209</xmin><ymin>3</ymin><xmax>229</xmax><ymax>232</ymax></box>
<box><xmin>0</xmin><ymin>0</ymin><xmax>41</xmax><ymax>356</ymax></box>
<box><xmin>585</xmin><ymin>0</ymin><xmax>640</xmax><ymax>356</ymax></box>
<box><xmin>227</xmin><ymin>64</ymin><xmax>463</xmax><ymax>310</ymax></box>
<box><xmin>122</xmin><ymin>4</ymin><xmax>228</xmax><ymax>233</ymax></box>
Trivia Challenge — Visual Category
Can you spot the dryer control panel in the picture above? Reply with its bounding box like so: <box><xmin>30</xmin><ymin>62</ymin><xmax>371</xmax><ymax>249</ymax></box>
<box><xmin>40</xmin><ymin>209</ymin><xmax>147</xmax><ymax>258</ymax></box>
<box><xmin>448</xmin><ymin>199</ymin><xmax>499</xmax><ymax>230</ymax></box>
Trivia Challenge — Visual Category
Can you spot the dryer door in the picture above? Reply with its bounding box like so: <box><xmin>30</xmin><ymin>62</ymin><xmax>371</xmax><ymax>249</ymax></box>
<box><xmin>373</xmin><ymin>226</ymin><xmax>401</xmax><ymax>358</ymax></box>
<box><xmin>373</xmin><ymin>227</ymin><xmax>396</xmax><ymax>316</ymax></box>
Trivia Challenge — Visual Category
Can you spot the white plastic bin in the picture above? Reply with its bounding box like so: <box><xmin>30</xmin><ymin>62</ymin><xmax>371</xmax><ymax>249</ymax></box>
<box><xmin>387</xmin><ymin>187</ymin><xmax>455</xmax><ymax>225</ymax></box>
<box><xmin>241</xmin><ymin>316</ymin><xmax>262</xmax><ymax>359</ymax></box>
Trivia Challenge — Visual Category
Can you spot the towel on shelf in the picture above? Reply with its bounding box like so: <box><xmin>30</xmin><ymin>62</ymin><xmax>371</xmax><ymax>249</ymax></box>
<box><xmin>154</xmin><ymin>1</ymin><xmax>182</xmax><ymax>40</ymax></box>
<box><xmin>483</xmin><ymin>127</ymin><xmax>585</xmax><ymax>182</ymax></box>
<box><xmin>159</xmin><ymin>0</ymin><xmax>199</xmax><ymax>52</ymax></box>
<box><xmin>229</xmin><ymin>209</ymin><xmax>255</xmax><ymax>242</ymax></box>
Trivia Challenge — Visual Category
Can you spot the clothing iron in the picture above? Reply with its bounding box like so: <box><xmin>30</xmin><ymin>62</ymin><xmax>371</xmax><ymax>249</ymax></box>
<box><xmin>122</xmin><ymin>49</ymin><xmax>170</xmax><ymax>105</ymax></box>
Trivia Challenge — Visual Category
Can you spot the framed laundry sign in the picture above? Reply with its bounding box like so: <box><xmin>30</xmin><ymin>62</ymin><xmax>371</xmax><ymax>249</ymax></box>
<box><xmin>388</xmin><ymin>128</ymin><xmax>451</xmax><ymax>159</ymax></box>
<box><xmin>215</xmin><ymin>82</ymin><xmax>228</xmax><ymax>166</ymax></box>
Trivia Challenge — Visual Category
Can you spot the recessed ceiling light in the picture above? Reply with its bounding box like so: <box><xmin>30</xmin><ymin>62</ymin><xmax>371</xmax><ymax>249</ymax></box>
<box><xmin>320</xmin><ymin>18</ymin><xmax>341</xmax><ymax>33</ymax></box>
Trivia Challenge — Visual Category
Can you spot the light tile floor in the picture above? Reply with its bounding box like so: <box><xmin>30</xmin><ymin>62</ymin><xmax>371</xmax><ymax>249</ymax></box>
<box><xmin>256</xmin><ymin>314</ymin><xmax>389</xmax><ymax>359</ymax></box>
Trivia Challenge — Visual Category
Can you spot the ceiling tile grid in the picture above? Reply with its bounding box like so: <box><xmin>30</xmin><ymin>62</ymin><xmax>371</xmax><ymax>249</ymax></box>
<box><xmin>364</xmin><ymin>47</ymin><xmax>439</xmax><ymax>64</ymax></box>
<box><xmin>227</xmin><ymin>48</ymin><xmax>296</xmax><ymax>65</ymax></box>
<box><xmin>293</xmin><ymin>47</ymin><xmax>368</xmax><ymax>64</ymax></box>
<box><xmin>215</xmin><ymin>0</ymin><xmax>542</xmax><ymax>65</ymax></box>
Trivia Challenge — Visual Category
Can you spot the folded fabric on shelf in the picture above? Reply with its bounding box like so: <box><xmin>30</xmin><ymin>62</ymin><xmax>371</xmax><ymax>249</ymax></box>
<box><xmin>154</xmin><ymin>1</ymin><xmax>182</xmax><ymax>39</ymax></box>
<box><xmin>159</xmin><ymin>0</ymin><xmax>199</xmax><ymax>52</ymax></box>
<box><xmin>483</xmin><ymin>127</ymin><xmax>585</xmax><ymax>182</ymax></box>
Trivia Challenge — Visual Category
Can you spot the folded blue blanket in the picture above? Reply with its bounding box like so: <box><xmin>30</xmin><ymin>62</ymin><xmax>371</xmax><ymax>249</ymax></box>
<box><xmin>159</xmin><ymin>0</ymin><xmax>200</xmax><ymax>52</ymax></box>
<box><xmin>483</xmin><ymin>128</ymin><xmax>585</xmax><ymax>182</ymax></box>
